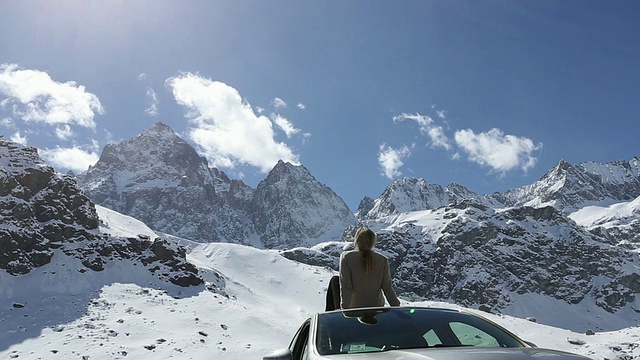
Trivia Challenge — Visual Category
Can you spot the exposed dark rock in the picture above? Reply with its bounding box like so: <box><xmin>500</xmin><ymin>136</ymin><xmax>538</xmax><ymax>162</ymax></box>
<box><xmin>1</xmin><ymin>138</ymin><xmax>203</xmax><ymax>287</ymax></box>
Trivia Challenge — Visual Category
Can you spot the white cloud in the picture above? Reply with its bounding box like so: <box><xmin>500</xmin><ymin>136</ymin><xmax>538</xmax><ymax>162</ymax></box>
<box><xmin>10</xmin><ymin>131</ymin><xmax>27</xmax><ymax>145</ymax></box>
<box><xmin>0</xmin><ymin>64</ymin><xmax>103</xmax><ymax>132</ymax></box>
<box><xmin>272</xmin><ymin>114</ymin><xmax>300</xmax><ymax>138</ymax></box>
<box><xmin>297</xmin><ymin>102</ymin><xmax>306</xmax><ymax>110</ymax></box>
<box><xmin>145</xmin><ymin>87</ymin><xmax>159</xmax><ymax>117</ymax></box>
<box><xmin>1</xmin><ymin>117</ymin><xmax>14</xmax><ymax>127</ymax></box>
<box><xmin>393</xmin><ymin>113</ymin><xmax>451</xmax><ymax>150</ymax></box>
<box><xmin>272</xmin><ymin>97</ymin><xmax>287</xmax><ymax>109</ymax></box>
<box><xmin>426</xmin><ymin>126</ymin><xmax>450</xmax><ymax>150</ymax></box>
<box><xmin>436</xmin><ymin>110</ymin><xmax>446</xmax><ymax>119</ymax></box>
<box><xmin>166</xmin><ymin>73</ymin><xmax>299</xmax><ymax>172</ymax></box>
<box><xmin>103</xmin><ymin>128</ymin><xmax>114</xmax><ymax>144</ymax></box>
<box><xmin>39</xmin><ymin>143</ymin><xmax>100</xmax><ymax>173</ymax></box>
<box><xmin>55</xmin><ymin>124</ymin><xmax>73</xmax><ymax>140</ymax></box>
<box><xmin>378</xmin><ymin>144</ymin><xmax>412</xmax><ymax>179</ymax></box>
<box><xmin>454</xmin><ymin>128</ymin><xmax>542</xmax><ymax>173</ymax></box>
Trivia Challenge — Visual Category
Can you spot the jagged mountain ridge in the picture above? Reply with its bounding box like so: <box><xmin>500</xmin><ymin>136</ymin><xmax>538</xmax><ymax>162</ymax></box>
<box><xmin>292</xmin><ymin>157</ymin><xmax>640</xmax><ymax>325</ymax></box>
<box><xmin>287</xmin><ymin>201</ymin><xmax>640</xmax><ymax>329</ymax></box>
<box><xmin>499</xmin><ymin>158</ymin><xmax>640</xmax><ymax>212</ymax></box>
<box><xmin>78</xmin><ymin>122</ymin><xmax>255</xmax><ymax>245</ymax></box>
<box><xmin>78</xmin><ymin>122</ymin><xmax>357</xmax><ymax>248</ymax></box>
<box><xmin>4</xmin><ymin>125</ymin><xmax>640</xmax><ymax>331</ymax></box>
<box><xmin>356</xmin><ymin>177</ymin><xmax>502</xmax><ymax>220</ymax></box>
<box><xmin>251</xmin><ymin>160</ymin><xmax>357</xmax><ymax>248</ymax></box>
<box><xmin>356</xmin><ymin>157</ymin><xmax>640</xmax><ymax>221</ymax></box>
<box><xmin>0</xmin><ymin>137</ymin><xmax>202</xmax><ymax>287</ymax></box>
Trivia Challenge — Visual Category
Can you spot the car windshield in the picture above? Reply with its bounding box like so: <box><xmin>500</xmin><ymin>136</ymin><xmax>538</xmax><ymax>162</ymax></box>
<box><xmin>316</xmin><ymin>307</ymin><xmax>525</xmax><ymax>355</ymax></box>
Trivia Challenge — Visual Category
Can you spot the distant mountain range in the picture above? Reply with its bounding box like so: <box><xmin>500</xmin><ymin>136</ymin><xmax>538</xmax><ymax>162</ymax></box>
<box><xmin>2</xmin><ymin>122</ymin><xmax>640</xmax><ymax>330</ymax></box>
<box><xmin>77</xmin><ymin>122</ymin><xmax>356</xmax><ymax>249</ymax></box>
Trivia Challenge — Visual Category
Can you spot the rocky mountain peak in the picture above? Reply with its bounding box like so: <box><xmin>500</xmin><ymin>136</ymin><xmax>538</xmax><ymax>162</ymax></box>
<box><xmin>92</xmin><ymin>121</ymin><xmax>207</xmax><ymax>176</ymax></box>
<box><xmin>0</xmin><ymin>137</ymin><xmax>48</xmax><ymax>171</ymax></box>
<box><xmin>0</xmin><ymin>138</ymin><xmax>201</xmax><ymax>286</ymax></box>
<box><xmin>548</xmin><ymin>159</ymin><xmax>579</xmax><ymax>180</ymax></box>
<box><xmin>251</xmin><ymin>161</ymin><xmax>357</xmax><ymax>248</ymax></box>
<box><xmin>146</xmin><ymin>121</ymin><xmax>175</xmax><ymax>136</ymax></box>
<box><xmin>264</xmin><ymin>160</ymin><xmax>306</xmax><ymax>182</ymax></box>
<box><xmin>359</xmin><ymin>177</ymin><xmax>451</xmax><ymax>219</ymax></box>
<box><xmin>77</xmin><ymin>125</ymin><xmax>356</xmax><ymax>247</ymax></box>
<box><xmin>355</xmin><ymin>196</ymin><xmax>375</xmax><ymax>219</ymax></box>
<box><xmin>501</xmin><ymin>157</ymin><xmax>640</xmax><ymax>212</ymax></box>
<box><xmin>77</xmin><ymin>123</ymin><xmax>249</xmax><ymax>243</ymax></box>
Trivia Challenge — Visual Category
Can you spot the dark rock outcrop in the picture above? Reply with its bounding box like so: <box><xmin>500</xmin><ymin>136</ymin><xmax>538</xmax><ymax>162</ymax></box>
<box><xmin>0</xmin><ymin>137</ymin><xmax>202</xmax><ymax>287</ymax></box>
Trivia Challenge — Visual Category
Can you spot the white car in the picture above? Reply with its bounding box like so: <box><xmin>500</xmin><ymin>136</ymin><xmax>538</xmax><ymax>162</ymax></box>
<box><xmin>263</xmin><ymin>306</ymin><xmax>592</xmax><ymax>360</ymax></box>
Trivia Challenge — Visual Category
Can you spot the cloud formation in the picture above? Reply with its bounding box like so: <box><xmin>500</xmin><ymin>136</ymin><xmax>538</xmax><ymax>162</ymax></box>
<box><xmin>55</xmin><ymin>124</ymin><xmax>73</xmax><ymax>140</ymax></box>
<box><xmin>454</xmin><ymin>128</ymin><xmax>542</xmax><ymax>173</ymax></box>
<box><xmin>166</xmin><ymin>73</ymin><xmax>299</xmax><ymax>172</ymax></box>
<box><xmin>272</xmin><ymin>114</ymin><xmax>300</xmax><ymax>138</ymax></box>
<box><xmin>393</xmin><ymin>113</ymin><xmax>451</xmax><ymax>150</ymax></box>
<box><xmin>145</xmin><ymin>88</ymin><xmax>159</xmax><ymax>117</ymax></box>
<box><xmin>272</xmin><ymin>97</ymin><xmax>287</xmax><ymax>109</ymax></box>
<box><xmin>386</xmin><ymin>111</ymin><xmax>543</xmax><ymax>179</ymax></box>
<box><xmin>38</xmin><ymin>142</ymin><xmax>100</xmax><ymax>173</ymax></box>
<box><xmin>0</xmin><ymin>64</ymin><xmax>103</xmax><ymax>138</ymax></box>
<box><xmin>378</xmin><ymin>144</ymin><xmax>412</xmax><ymax>179</ymax></box>
<box><xmin>10</xmin><ymin>131</ymin><xmax>27</xmax><ymax>145</ymax></box>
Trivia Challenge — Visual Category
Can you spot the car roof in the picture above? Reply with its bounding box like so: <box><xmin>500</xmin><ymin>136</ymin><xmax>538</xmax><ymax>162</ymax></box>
<box><xmin>320</xmin><ymin>305</ymin><xmax>469</xmax><ymax>315</ymax></box>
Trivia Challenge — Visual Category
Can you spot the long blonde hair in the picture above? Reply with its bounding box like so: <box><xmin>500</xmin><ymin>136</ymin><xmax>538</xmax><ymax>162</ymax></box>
<box><xmin>354</xmin><ymin>227</ymin><xmax>376</xmax><ymax>274</ymax></box>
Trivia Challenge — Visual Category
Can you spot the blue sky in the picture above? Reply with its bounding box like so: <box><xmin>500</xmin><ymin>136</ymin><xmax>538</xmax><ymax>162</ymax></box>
<box><xmin>1</xmin><ymin>0</ymin><xmax>639</xmax><ymax>210</ymax></box>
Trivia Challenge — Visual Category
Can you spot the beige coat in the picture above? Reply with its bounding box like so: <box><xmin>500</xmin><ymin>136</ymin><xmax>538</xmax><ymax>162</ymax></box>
<box><xmin>339</xmin><ymin>250</ymin><xmax>400</xmax><ymax>309</ymax></box>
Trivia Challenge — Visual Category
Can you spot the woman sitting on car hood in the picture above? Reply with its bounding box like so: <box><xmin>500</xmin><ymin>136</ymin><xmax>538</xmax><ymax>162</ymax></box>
<box><xmin>339</xmin><ymin>227</ymin><xmax>400</xmax><ymax>309</ymax></box>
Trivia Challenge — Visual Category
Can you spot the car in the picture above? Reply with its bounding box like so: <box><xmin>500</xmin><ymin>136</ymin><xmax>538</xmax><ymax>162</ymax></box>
<box><xmin>263</xmin><ymin>306</ymin><xmax>592</xmax><ymax>360</ymax></box>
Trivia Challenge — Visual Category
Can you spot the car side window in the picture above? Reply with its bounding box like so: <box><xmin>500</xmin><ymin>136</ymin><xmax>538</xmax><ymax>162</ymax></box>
<box><xmin>423</xmin><ymin>329</ymin><xmax>443</xmax><ymax>346</ymax></box>
<box><xmin>449</xmin><ymin>322</ymin><xmax>500</xmax><ymax>347</ymax></box>
<box><xmin>290</xmin><ymin>320</ymin><xmax>310</xmax><ymax>360</ymax></box>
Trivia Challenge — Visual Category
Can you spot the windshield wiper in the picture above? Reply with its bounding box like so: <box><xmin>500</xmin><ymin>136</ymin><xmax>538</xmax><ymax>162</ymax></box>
<box><xmin>377</xmin><ymin>344</ymin><xmax>473</xmax><ymax>352</ymax></box>
<box><xmin>377</xmin><ymin>345</ymin><xmax>401</xmax><ymax>352</ymax></box>
<box><xmin>431</xmin><ymin>344</ymin><xmax>473</xmax><ymax>348</ymax></box>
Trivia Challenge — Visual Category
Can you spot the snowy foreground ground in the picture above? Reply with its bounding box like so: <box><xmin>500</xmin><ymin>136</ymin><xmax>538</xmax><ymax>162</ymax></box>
<box><xmin>1</xmin><ymin>207</ymin><xmax>639</xmax><ymax>359</ymax></box>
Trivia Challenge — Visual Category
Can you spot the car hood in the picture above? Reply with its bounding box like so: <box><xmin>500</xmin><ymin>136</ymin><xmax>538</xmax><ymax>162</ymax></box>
<box><xmin>320</xmin><ymin>347</ymin><xmax>592</xmax><ymax>360</ymax></box>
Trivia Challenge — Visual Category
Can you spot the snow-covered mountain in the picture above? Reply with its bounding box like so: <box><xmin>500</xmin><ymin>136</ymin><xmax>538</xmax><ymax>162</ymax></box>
<box><xmin>77</xmin><ymin>122</ymin><xmax>356</xmax><ymax>248</ymax></box>
<box><xmin>332</xmin><ymin>157</ymin><xmax>640</xmax><ymax>325</ymax></box>
<box><xmin>0</xmin><ymin>137</ymin><xmax>202</xmax><ymax>287</ymax></box>
<box><xmin>78</xmin><ymin>122</ymin><xmax>256</xmax><ymax>245</ymax></box>
<box><xmin>358</xmin><ymin>157</ymin><xmax>640</xmax><ymax>221</ymax></box>
<box><xmin>356</xmin><ymin>177</ymin><xmax>501</xmax><ymax>219</ymax></box>
<box><xmin>569</xmin><ymin>196</ymin><xmax>640</xmax><ymax>252</ymax></box>
<box><xmin>52</xmin><ymin>126</ymin><xmax>640</xmax><ymax>321</ymax></box>
<box><xmin>295</xmin><ymin>201</ymin><xmax>640</xmax><ymax>330</ymax></box>
<box><xmin>499</xmin><ymin>158</ymin><xmax>640</xmax><ymax>212</ymax></box>
<box><xmin>251</xmin><ymin>160</ymin><xmax>357</xmax><ymax>248</ymax></box>
<box><xmin>2</xmin><ymin>194</ymin><xmax>639</xmax><ymax>360</ymax></box>
<box><xmin>3</xmin><ymin>134</ymin><xmax>640</xmax><ymax>359</ymax></box>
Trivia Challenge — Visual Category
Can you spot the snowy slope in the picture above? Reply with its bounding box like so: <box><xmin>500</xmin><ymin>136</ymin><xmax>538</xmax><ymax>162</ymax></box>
<box><xmin>569</xmin><ymin>196</ymin><xmax>640</xmax><ymax>230</ymax></box>
<box><xmin>2</xmin><ymin>208</ymin><xmax>639</xmax><ymax>359</ymax></box>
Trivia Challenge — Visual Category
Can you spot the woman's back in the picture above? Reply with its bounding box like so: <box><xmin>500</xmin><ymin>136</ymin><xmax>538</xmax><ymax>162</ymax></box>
<box><xmin>339</xmin><ymin>247</ymin><xmax>400</xmax><ymax>309</ymax></box>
